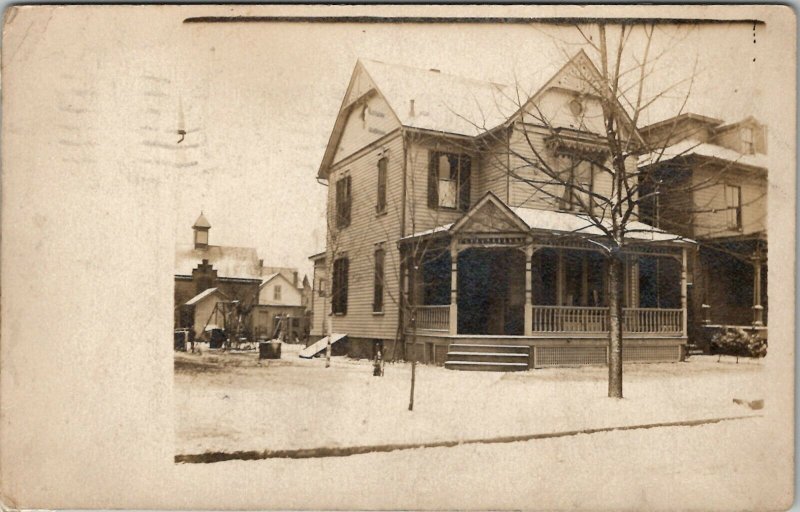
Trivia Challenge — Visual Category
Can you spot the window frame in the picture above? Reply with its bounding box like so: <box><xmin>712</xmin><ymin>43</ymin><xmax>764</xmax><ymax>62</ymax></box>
<box><xmin>724</xmin><ymin>183</ymin><xmax>743</xmax><ymax>231</ymax></box>
<box><xmin>428</xmin><ymin>151</ymin><xmax>471</xmax><ymax>212</ymax></box>
<box><xmin>273</xmin><ymin>284</ymin><xmax>282</xmax><ymax>301</ymax></box>
<box><xmin>335</xmin><ymin>175</ymin><xmax>352</xmax><ymax>229</ymax></box>
<box><xmin>741</xmin><ymin>127</ymin><xmax>755</xmax><ymax>154</ymax></box>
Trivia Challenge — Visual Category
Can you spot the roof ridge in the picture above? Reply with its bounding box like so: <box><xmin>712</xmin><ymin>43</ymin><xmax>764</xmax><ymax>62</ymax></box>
<box><xmin>360</xmin><ymin>58</ymin><xmax>508</xmax><ymax>89</ymax></box>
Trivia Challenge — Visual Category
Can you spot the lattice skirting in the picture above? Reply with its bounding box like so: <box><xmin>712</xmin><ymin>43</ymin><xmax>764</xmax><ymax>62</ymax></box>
<box><xmin>534</xmin><ymin>344</ymin><xmax>681</xmax><ymax>368</ymax></box>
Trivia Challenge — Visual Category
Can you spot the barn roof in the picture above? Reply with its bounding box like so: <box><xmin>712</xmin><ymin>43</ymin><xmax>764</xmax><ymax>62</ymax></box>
<box><xmin>175</xmin><ymin>245</ymin><xmax>263</xmax><ymax>280</ymax></box>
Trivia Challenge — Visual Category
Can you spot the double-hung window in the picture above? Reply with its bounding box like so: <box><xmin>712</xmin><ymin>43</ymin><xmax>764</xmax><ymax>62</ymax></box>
<box><xmin>428</xmin><ymin>152</ymin><xmax>471</xmax><ymax>211</ymax></box>
<box><xmin>725</xmin><ymin>184</ymin><xmax>742</xmax><ymax>230</ymax></box>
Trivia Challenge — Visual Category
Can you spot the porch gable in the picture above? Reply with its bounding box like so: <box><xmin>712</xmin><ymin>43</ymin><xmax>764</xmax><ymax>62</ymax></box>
<box><xmin>450</xmin><ymin>192</ymin><xmax>530</xmax><ymax>235</ymax></box>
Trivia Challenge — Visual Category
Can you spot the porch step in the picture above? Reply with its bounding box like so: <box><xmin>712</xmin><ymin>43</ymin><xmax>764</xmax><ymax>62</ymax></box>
<box><xmin>444</xmin><ymin>361</ymin><xmax>529</xmax><ymax>372</ymax></box>
<box><xmin>445</xmin><ymin>343</ymin><xmax>531</xmax><ymax>371</ymax></box>
<box><xmin>448</xmin><ymin>343</ymin><xmax>530</xmax><ymax>354</ymax></box>
<box><xmin>447</xmin><ymin>352</ymin><xmax>529</xmax><ymax>364</ymax></box>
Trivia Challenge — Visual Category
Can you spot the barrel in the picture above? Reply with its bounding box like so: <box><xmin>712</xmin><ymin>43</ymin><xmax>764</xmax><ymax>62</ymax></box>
<box><xmin>259</xmin><ymin>340</ymin><xmax>282</xmax><ymax>359</ymax></box>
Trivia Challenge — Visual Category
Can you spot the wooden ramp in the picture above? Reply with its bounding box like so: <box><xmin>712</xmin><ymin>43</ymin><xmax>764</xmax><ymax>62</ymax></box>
<box><xmin>299</xmin><ymin>334</ymin><xmax>347</xmax><ymax>359</ymax></box>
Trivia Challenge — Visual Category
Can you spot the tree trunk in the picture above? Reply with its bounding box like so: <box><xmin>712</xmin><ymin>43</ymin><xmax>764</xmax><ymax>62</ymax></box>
<box><xmin>607</xmin><ymin>252</ymin><xmax>624</xmax><ymax>398</ymax></box>
<box><xmin>408</xmin><ymin>306</ymin><xmax>417</xmax><ymax>411</ymax></box>
<box><xmin>325</xmin><ymin>313</ymin><xmax>332</xmax><ymax>368</ymax></box>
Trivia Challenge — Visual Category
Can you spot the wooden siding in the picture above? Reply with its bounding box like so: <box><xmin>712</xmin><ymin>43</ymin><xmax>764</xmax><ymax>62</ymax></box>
<box><xmin>691</xmin><ymin>165</ymin><xmax>767</xmax><ymax>239</ymax></box>
<box><xmin>326</xmin><ymin>133</ymin><xmax>405</xmax><ymax>340</ymax></box>
<box><xmin>476</xmin><ymin>133</ymin><xmax>510</xmax><ymax>203</ymax></box>
<box><xmin>333</xmin><ymin>93</ymin><xmax>400</xmax><ymax>165</ymax></box>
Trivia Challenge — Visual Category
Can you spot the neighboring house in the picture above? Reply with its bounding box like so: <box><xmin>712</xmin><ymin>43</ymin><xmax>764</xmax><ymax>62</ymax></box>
<box><xmin>249</xmin><ymin>272</ymin><xmax>308</xmax><ymax>340</ymax></box>
<box><xmin>638</xmin><ymin>114</ymin><xmax>768</xmax><ymax>347</ymax></box>
<box><xmin>309</xmin><ymin>52</ymin><xmax>693</xmax><ymax>369</ymax></box>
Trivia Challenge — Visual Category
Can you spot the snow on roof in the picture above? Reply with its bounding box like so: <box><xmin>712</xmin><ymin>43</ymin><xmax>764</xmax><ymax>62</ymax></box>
<box><xmin>185</xmin><ymin>287</ymin><xmax>221</xmax><ymax>306</ymax></box>
<box><xmin>511</xmin><ymin>207</ymin><xmax>694</xmax><ymax>244</ymax></box>
<box><xmin>175</xmin><ymin>245</ymin><xmax>263</xmax><ymax>280</ymax></box>
<box><xmin>640</xmin><ymin>140</ymin><xmax>767</xmax><ymax>170</ymax></box>
<box><xmin>361</xmin><ymin>59</ymin><xmax>516</xmax><ymax>137</ymax></box>
<box><xmin>401</xmin><ymin>209</ymin><xmax>692</xmax><ymax>244</ymax></box>
<box><xmin>260</xmin><ymin>272</ymin><xmax>282</xmax><ymax>287</ymax></box>
<box><xmin>399</xmin><ymin>223</ymin><xmax>454</xmax><ymax>241</ymax></box>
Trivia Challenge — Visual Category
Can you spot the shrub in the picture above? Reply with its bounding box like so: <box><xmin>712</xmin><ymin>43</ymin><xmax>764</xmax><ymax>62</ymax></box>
<box><xmin>710</xmin><ymin>327</ymin><xmax>767</xmax><ymax>362</ymax></box>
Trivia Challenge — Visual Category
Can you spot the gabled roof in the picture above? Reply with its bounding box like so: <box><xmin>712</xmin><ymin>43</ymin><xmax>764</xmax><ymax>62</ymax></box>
<box><xmin>175</xmin><ymin>245</ymin><xmax>263</xmax><ymax>280</ymax></box>
<box><xmin>193</xmin><ymin>212</ymin><xmax>211</xmax><ymax>229</ymax></box>
<box><xmin>640</xmin><ymin>113</ymin><xmax>724</xmax><ymax>135</ymax></box>
<box><xmin>450</xmin><ymin>191</ymin><xmax>531</xmax><ymax>234</ymax></box>
<box><xmin>319</xmin><ymin>51</ymin><xmax>644</xmax><ymax>178</ymax></box>
<box><xmin>185</xmin><ymin>287</ymin><xmax>226</xmax><ymax>306</ymax></box>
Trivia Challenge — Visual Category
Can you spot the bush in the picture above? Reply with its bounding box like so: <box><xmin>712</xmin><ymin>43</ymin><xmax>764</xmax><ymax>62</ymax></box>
<box><xmin>710</xmin><ymin>327</ymin><xmax>767</xmax><ymax>362</ymax></box>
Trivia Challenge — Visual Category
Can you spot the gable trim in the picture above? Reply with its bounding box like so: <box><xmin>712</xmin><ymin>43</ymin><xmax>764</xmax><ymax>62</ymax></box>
<box><xmin>449</xmin><ymin>191</ymin><xmax>530</xmax><ymax>235</ymax></box>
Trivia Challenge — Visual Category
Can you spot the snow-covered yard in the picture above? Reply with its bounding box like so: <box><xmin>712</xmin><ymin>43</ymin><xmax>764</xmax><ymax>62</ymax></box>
<box><xmin>174</xmin><ymin>345</ymin><xmax>766</xmax><ymax>457</ymax></box>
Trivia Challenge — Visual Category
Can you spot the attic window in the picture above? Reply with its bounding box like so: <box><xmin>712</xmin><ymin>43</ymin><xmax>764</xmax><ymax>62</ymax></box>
<box><xmin>741</xmin><ymin>127</ymin><xmax>755</xmax><ymax>154</ymax></box>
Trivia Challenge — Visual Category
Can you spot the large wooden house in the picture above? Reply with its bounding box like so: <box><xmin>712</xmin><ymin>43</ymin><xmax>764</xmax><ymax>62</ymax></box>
<box><xmin>638</xmin><ymin>114</ymin><xmax>768</xmax><ymax>348</ymax></box>
<box><xmin>309</xmin><ymin>52</ymin><xmax>693</xmax><ymax>370</ymax></box>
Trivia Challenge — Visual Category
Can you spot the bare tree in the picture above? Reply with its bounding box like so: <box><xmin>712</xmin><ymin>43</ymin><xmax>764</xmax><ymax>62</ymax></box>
<box><xmin>469</xmin><ymin>23</ymin><xmax>714</xmax><ymax>398</ymax></box>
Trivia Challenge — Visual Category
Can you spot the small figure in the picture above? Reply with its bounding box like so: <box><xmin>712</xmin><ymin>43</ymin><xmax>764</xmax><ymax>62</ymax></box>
<box><xmin>373</xmin><ymin>341</ymin><xmax>384</xmax><ymax>377</ymax></box>
<box><xmin>188</xmin><ymin>324</ymin><xmax>196</xmax><ymax>353</ymax></box>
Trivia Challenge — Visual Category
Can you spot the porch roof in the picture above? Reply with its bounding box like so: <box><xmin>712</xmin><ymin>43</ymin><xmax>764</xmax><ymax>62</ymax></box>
<box><xmin>400</xmin><ymin>206</ymin><xmax>694</xmax><ymax>246</ymax></box>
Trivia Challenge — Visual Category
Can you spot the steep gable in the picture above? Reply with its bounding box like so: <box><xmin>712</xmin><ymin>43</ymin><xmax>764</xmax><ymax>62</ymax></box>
<box><xmin>319</xmin><ymin>62</ymin><xmax>402</xmax><ymax>175</ymax></box>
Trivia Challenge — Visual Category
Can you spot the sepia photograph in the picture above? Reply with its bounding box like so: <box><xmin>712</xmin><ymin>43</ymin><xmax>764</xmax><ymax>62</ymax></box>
<box><xmin>1</xmin><ymin>5</ymin><xmax>795</xmax><ymax>510</ymax></box>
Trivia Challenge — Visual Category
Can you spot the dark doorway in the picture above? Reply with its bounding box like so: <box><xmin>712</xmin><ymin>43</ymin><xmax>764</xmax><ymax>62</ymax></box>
<box><xmin>458</xmin><ymin>248</ymin><xmax>525</xmax><ymax>335</ymax></box>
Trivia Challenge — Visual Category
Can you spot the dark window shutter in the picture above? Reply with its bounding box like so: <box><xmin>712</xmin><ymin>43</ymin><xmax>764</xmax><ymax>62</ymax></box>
<box><xmin>427</xmin><ymin>151</ymin><xmax>438</xmax><ymax>208</ymax></box>
<box><xmin>344</xmin><ymin>176</ymin><xmax>352</xmax><ymax>227</ymax></box>
<box><xmin>373</xmin><ymin>248</ymin><xmax>384</xmax><ymax>312</ymax></box>
<box><xmin>459</xmin><ymin>155</ymin><xmax>471</xmax><ymax>211</ymax></box>
<box><xmin>377</xmin><ymin>158</ymin><xmax>387</xmax><ymax>212</ymax></box>
<box><xmin>335</xmin><ymin>179</ymin><xmax>344</xmax><ymax>228</ymax></box>
<box><xmin>341</xmin><ymin>258</ymin><xmax>349</xmax><ymax>314</ymax></box>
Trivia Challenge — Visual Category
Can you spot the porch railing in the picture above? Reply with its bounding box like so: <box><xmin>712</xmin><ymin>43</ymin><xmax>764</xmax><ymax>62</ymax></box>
<box><xmin>532</xmin><ymin>306</ymin><xmax>609</xmax><ymax>333</ymax></box>
<box><xmin>532</xmin><ymin>306</ymin><xmax>683</xmax><ymax>334</ymax></box>
<box><xmin>414</xmin><ymin>305</ymin><xmax>450</xmax><ymax>332</ymax></box>
<box><xmin>623</xmin><ymin>308</ymin><xmax>683</xmax><ymax>334</ymax></box>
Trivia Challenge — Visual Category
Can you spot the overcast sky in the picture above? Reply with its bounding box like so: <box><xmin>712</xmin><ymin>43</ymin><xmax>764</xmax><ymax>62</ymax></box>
<box><xmin>168</xmin><ymin>18</ymin><xmax>765</xmax><ymax>277</ymax></box>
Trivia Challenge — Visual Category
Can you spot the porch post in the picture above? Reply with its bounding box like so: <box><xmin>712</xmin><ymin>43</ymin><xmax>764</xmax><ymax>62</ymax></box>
<box><xmin>680</xmin><ymin>247</ymin><xmax>688</xmax><ymax>337</ymax></box>
<box><xmin>449</xmin><ymin>239</ymin><xmax>458</xmax><ymax>335</ymax></box>
<box><xmin>524</xmin><ymin>245</ymin><xmax>533</xmax><ymax>336</ymax></box>
<box><xmin>752</xmin><ymin>251</ymin><xmax>764</xmax><ymax>326</ymax></box>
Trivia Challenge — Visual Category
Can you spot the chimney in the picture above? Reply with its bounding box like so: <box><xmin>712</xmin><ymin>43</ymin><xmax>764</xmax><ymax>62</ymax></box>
<box><xmin>293</xmin><ymin>271</ymin><xmax>298</xmax><ymax>286</ymax></box>
<box><xmin>429</xmin><ymin>68</ymin><xmax>440</xmax><ymax>73</ymax></box>
<box><xmin>409</xmin><ymin>99</ymin><xmax>415</xmax><ymax>117</ymax></box>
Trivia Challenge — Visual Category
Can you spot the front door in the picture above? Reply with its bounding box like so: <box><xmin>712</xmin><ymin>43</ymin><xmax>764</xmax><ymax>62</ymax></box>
<box><xmin>458</xmin><ymin>248</ymin><xmax>524</xmax><ymax>335</ymax></box>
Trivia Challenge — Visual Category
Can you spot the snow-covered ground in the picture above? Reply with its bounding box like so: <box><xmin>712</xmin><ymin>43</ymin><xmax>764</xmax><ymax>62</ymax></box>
<box><xmin>174</xmin><ymin>345</ymin><xmax>766</xmax><ymax>456</ymax></box>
